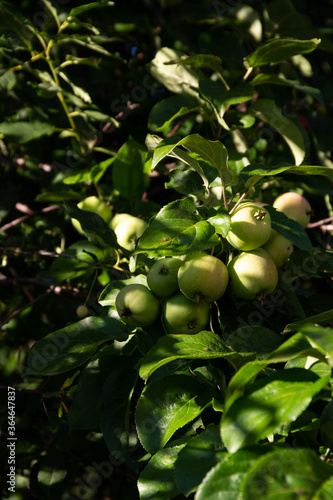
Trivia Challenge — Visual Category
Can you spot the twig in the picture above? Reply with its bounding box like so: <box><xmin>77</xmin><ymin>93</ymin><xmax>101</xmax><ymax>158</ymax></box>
<box><xmin>0</xmin><ymin>246</ymin><xmax>101</xmax><ymax>266</ymax></box>
<box><xmin>307</xmin><ymin>216</ymin><xmax>333</xmax><ymax>228</ymax></box>
<box><xmin>0</xmin><ymin>288</ymin><xmax>53</xmax><ymax>328</ymax></box>
<box><xmin>0</xmin><ymin>205</ymin><xmax>60</xmax><ymax>232</ymax></box>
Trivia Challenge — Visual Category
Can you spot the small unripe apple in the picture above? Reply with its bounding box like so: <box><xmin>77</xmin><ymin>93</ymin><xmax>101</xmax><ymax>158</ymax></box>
<box><xmin>72</xmin><ymin>196</ymin><xmax>112</xmax><ymax>235</ymax></box>
<box><xmin>114</xmin><ymin>216</ymin><xmax>148</xmax><ymax>252</ymax></box>
<box><xmin>228</xmin><ymin>248</ymin><xmax>278</xmax><ymax>300</ymax></box>
<box><xmin>177</xmin><ymin>252</ymin><xmax>229</xmax><ymax>303</ymax></box>
<box><xmin>262</xmin><ymin>229</ymin><xmax>294</xmax><ymax>267</ymax></box>
<box><xmin>115</xmin><ymin>284</ymin><xmax>160</xmax><ymax>328</ymax></box>
<box><xmin>76</xmin><ymin>304</ymin><xmax>89</xmax><ymax>319</ymax></box>
<box><xmin>109</xmin><ymin>213</ymin><xmax>133</xmax><ymax>231</ymax></box>
<box><xmin>147</xmin><ymin>257</ymin><xmax>182</xmax><ymax>298</ymax></box>
<box><xmin>162</xmin><ymin>292</ymin><xmax>211</xmax><ymax>334</ymax></box>
<box><xmin>226</xmin><ymin>202</ymin><xmax>272</xmax><ymax>251</ymax></box>
<box><xmin>273</xmin><ymin>192</ymin><xmax>311</xmax><ymax>228</ymax></box>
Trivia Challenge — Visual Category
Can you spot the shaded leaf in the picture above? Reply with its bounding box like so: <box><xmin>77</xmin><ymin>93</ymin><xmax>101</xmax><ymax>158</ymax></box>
<box><xmin>69</xmin><ymin>0</ymin><xmax>114</xmax><ymax>18</ymax></box>
<box><xmin>300</xmin><ymin>324</ymin><xmax>333</xmax><ymax>366</ymax></box>
<box><xmin>242</xmin><ymin>448</ymin><xmax>333</xmax><ymax>499</ymax></box>
<box><xmin>27</xmin><ymin>316</ymin><xmax>128</xmax><ymax>376</ymax></box>
<box><xmin>136</xmin><ymin>198</ymin><xmax>219</xmax><ymax>257</ymax></box>
<box><xmin>195</xmin><ymin>446</ymin><xmax>269</xmax><ymax>500</ymax></box>
<box><xmin>67</xmin><ymin>361</ymin><xmax>103</xmax><ymax>429</ymax></box>
<box><xmin>64</xmin><ymin>200</ymin><xmax>118</xmax><ymax>248</ymax></box>
<box><xmin>139</xmin><ymin>330</ymin><xmax>254</xmax><ymax>382</ymax></box>
<box><xmin>112</xmin><ymin>136</ymin><xmax>151</xmax><ymax>201</ymax></box>
<box><xmin>99</xmin><ymin>358</ymin><xmax>139</xmax><ymax>459</ymax></box>
<box><xmin>249</xmin><ymin>98</ymin><xmax>306</xmax><ymax>165</ymax></box>
<box><xmin>138</xmin><ymin>441</ymin><xmax>187</xmax><ymax>500</ymax></box>
<box><xmin>246</xmin><ymin>37</ymin><xmax>321</xmax><ymax>68</ymax></box>
<box><xmin>175</xmin><ymin>424</ymin><xmax>226</xmax><ymax>496</ymax></box>
<box><xmin>0</xmin><ymin>121</ymin><xmax>57</xmax><ymax>144</ymax></box>
<box><xmin>221</xmin><ymin>368</ymin><xmax>330</xmax><ymax>453</ymax></box>
<box><xmin>148</xmin><ymin>47</ymin><xmax>201</xmax><ymax>94</ymax></box>
<box><xmin>283</xmin><ymin>310</ymin><xmax>333</xmax><ymax>334</ymax></box>
<box><xmin>135</xmin><ymin>374</ymin><xmax>212</xmax><ymax>454</ymax></box>
<box><xmin>265</xmin><ymin>205</ymin><xmax>313</xmax><ymax>252</ymax></box>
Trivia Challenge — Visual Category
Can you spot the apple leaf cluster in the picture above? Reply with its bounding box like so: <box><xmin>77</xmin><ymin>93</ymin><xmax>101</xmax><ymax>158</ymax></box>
<box><xmin>1</xmin><ymin>1</ymin><xmax>333</xmax><ymax>499</ymax></box>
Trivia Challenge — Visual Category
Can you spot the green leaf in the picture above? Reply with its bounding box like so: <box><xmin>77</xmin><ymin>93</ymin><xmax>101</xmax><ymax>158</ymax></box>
<box><xmin>38</xmin><ymin>240</ymin><xmax>105</xmax><ymax>284</ymax></box>
<box><xmin>39</xmin><ymin>0</ymin><xmax>60</xmax><ymax>28</ymax></box>
<box><xmin>284</xmin><ymin>310</ymin><xmax>333</xmax><ymax>334</ymax></box>
<box><xmin>314</xmin><ymin>477</ymin><xmax>333</xmax><ymax>500</ymax></box>
<box><xmin>26</xmin><ymin>316</ymin><xmax>128</xmax><ymax>376</ymax></box>
<box><xmin>55</xmin><ymin>34</ymin><xmax>113</xmax><ymax>57</ymax></box>
<box><xmin>148</xmin><ymin>95</ymin><xmax>198</xmax><ymax>132</ymax></box>
<box><xmin>64</xmin><ymin>200</ymin><xmax>118</xmax><ymax>248</ymax></box>
<box><xmin>242</xmin><ymin>448</ymin><xmax>333</xmax><ymax>500</ymax></box>
<box><xmin>135</xmin><ymin>198</ymin><xmax>219</xmax><ymax>257</ymax></box>
<box><xmin>265</xmin><ymin>205</ymin><xmax>313</xmax><ymax>252</ymax></box>
<box><xmin>135</xmin><ymin>374</ymin><xmax>212</xmax><ymax>454</ymax></box>
<box><xmin>37</xmin><ymin>448</ymin><xmax>67</xmax><ymax>491</ymax></box>
<box><xmin>63</xmin><ymin>156</ymin><xmax>115</xmax><ymax>185</ymax></box>
<box><xmin>206</xmin><ymin>209</ymin><xmax>231</xmax><ymax>238</ymax></box>
<box><xmin>99</xmin><ymin>358</ymin><xmax>139</xmax><ymax>458</ymax></box>
<box><xmin>138</xmin><ymin>441</ymin><xmax>187</xmax><ymax>500</ymax></box>
<box><xmin>221</xmin><ymin>368</ymin><xmax>330</xmax><ymax>453</ymax></box>
<box><xmin>174</xmin><ymin>424</ymin><xmax>226</xmax><ymax>496</ymax></box>
<box><xmin>300</xmin><ymin>324</ymin><xmax>333</xmax><ymax>367</ymax></box>
<box><xmin>199</xmin><ymin>80</ymin><xmax>255</xmax><ymax>115</ymax></box>
<box><xmin>288</xmin><ymin>165</ymin><xmax>333</xmax><ymax>177</ymax></box>
<box><xmin>320</xmin><ymin>400</ymin><xmax>333</xmax><ymax>450</ymax></box>
<box><xmin>112</xmin><ymin>136</ymin><xmax>151</xmax><ymax>201</ymax></box>
<box><xmin>148</xmin><ymin>47</ymin><xmax>201</xmax><ymax>94</ymax></box>
<box><xmin>227</xmin><ymin>325</ymin><xmax>283</xmax><ymax>355</ymax></box>
<box><xmin>151</xmin><ymin>135</ymin><xmax>210</xmax><ymax>189</ymax></box>
<box><xmin>246</xmin><ymin>37</ymin><xmax>321</xmax><ymax>68</ymax></box>
<box><xmin>223</xmin><ymin>360</ymin><xmax>269</xmax><ymax>413</ymax></box>
<box><xmin>249</xmin><ymin>98</ymin><xmax>306</xmax><ymax>165</ymax></box>
<box><xmin>252</xmin><ymin>73</ymin><xmax>324</xmax><ymax>104</ymax></box>
<box><xmin>176</xmin><ymin>53</ymin><xmax>224</xmax><ymax>77</ymax></box>
<box><xmin>0</xmin><ymin>70</ymin><xmax>16</xmax><ymax>90</ymax></box>
<box><xmin>139</xmin><ymin>330</ymin><xmax>254</xmax><ymax>382</ymax></box>
<box><xmin>69</xmin><ymin>0</ymin><xmax>114</xmax><ymax>17</ymax></box>
<box><xmin>165</xmin><ymin>168</ymin><xmax>207</xmax><ymax>200</ymax></box>
<box><xmin>67</xmin><ymin>361</ymin><xmax>104</xmax><ymax>430</ymax></box>
<box><xmin>267</xmin><ymin>332</ymin><xmax>317</xmax><ymax>362</ymax></box>
<box><xmin>195</xmin><ymin>446</ymin><xmax>268</xmax><ymax>500</ymax></box>
<box><xmin>0</xmin><ymin>121</ymin><xmax>57</xmax><ymax>144</ymax></box>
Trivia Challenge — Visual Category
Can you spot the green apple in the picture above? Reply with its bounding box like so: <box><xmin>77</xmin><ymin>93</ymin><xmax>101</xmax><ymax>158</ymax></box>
<box><xmin>115</xmin><ymin>284</ymin><xmax>160</xmax><ymax>328</ymax></box>
<box><xmin>162</xmin><ymin>292</ymin><xmax>211</xmax><ymax>334</ymax></box>
<box><xmin>72</xmin><ymin>196</ymin><xmax>112</xmax><ymax>235</ymax></box>
<box><xmin>262</xmin><ymin>229</ymin><xmax>294</xmax><ymax>267</ymax></box>
<box><xmin>228</xmin><ymin>248</ymin><xmax>278</xmax><ymax>300</ymax></box>
<box><xmin>114</xmin><ymin>215</ymin><xmax>148</xmax><ymax>252</ymax></box>
<box><xmin>109</xmin><ymin>213</ymin><xmax>133</xmax><ymax>231</ymax></box>
<box><xmin>226</xmin><ymin>202</ymin><xmax>272</xmax><ymax>251</ymax></box>
<box><xmin>147</xmin><ymin>257</ymin><xmax>182</xmax><ymax>298</ymax></box>
<box><xmin>273</xmin><ymin>192</ymin><xmax>311</xmax><ymax>228</ymax></box>
<box><xmin>76</xmin><ymin>304</ymin><xmax>89</xmax><ymax>319</ymax></box>
<box><xmin>177</xmin><ymin>252</ymin><xmax>229</xmax><ymax>304</ymax></box>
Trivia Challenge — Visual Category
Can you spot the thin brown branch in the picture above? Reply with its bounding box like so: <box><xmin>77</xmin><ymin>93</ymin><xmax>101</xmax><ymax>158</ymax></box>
<box><xmin>0</xmin><ymin>204</ymin><xmax>60</xmax><ymax>232</ymax></box>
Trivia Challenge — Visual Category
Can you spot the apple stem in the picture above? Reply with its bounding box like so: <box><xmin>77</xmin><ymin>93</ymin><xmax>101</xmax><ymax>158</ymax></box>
<box><xmin>121</xmin><ymin>307</ymin><xmax>132</xmax><ymax>319</ymax></box>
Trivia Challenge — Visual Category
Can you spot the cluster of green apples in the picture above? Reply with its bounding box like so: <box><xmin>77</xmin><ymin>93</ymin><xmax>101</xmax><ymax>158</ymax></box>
<box><xmin>74</xmin><ymin>191</ymin><xmax>311</xmax><ymax>331</ymax></box>
<box><xmin>71</xmin><ymin>196</ymin><xmax>147</xmax><ymax>252</ymax></box>
<box><xmin>226</xmin><ymin>192</ymin><xmax>311</xmax><ymax>301</ymax></box>
<box><xmin>115</xmin><ymin>252</ymin><xmax>230</xmax><ymax>335</ymax></box>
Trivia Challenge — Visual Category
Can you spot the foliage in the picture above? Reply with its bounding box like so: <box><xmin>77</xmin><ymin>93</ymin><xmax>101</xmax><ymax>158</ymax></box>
<box><xmin>1</xmin><ymin>0</ymin><xmax>333</xmax><ymax>499</ymax></box>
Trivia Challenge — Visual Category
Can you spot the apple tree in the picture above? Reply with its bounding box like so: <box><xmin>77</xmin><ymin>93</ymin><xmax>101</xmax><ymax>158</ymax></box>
<box><xmin>1</xmin><ymin>1</ymin><xmax>333</xmax><ymax>499</ymax></box>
